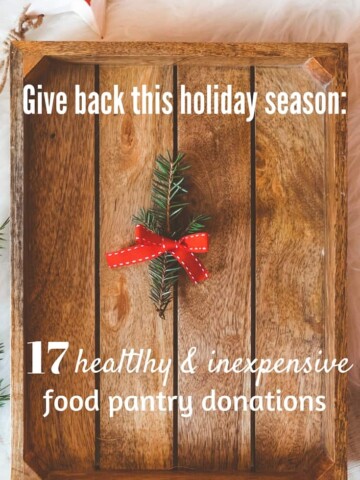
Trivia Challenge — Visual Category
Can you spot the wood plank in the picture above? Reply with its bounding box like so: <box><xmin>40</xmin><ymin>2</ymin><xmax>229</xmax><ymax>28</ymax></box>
<box><xmin>10</xmin><ymin>40</ymin><xmax>41</xmax><ymax>480</ymax></box>
<box><xmin>323</xmin><ymin>47</ymin><xmax>347</xmax><ymax>480</ymax></box>
<box><xmin>323</xmin><ymin>108</ymin><xmax>337</xmax><ymax>480</ymax></box>
<box><xmin>24</xmin><ymin>60</ymin><xmax>96</xmax><ymax>471</ymax></box>
<box><xmin>255</xmin><ymin>66</ymin><xmax>326</xmax><ymax>472</ymax></box>
<box><xmin>177</xmin><ymin>66</ymin><xmax>252</xmax><ymax>470</ymax></box>
<box><xmin>99</xmin><ymin>65</ymin><xmax>174</xmax><ymax>469</ymax></box>
<box><xmin>14</xmin><ymin>41</ymin><xmax>346</xmax><ymax>68</ymax></box>
<box><xmin>47</xmin><ymin>471</ymin><xmax>308</xmax><ymax>480</ymax></box>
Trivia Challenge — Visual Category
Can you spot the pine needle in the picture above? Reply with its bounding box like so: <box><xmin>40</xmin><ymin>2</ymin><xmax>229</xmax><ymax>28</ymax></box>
<box><xmin>184</xmin><ymin>214</ymin><xmax>211</xmax><ymax>235</ymax></box>
<box><xmin>0</xmin><ymin>220</ymin><xmax>10</xmax><ymax>406</ymax></box>
<box><xmin>0</xmin><ymin>217</ymin><xmax>9</xmax><ymax>250</ymax></box>
<box><xmin>0</xmin><ymin>343</ymin><xmax>9</xmax><ymax>407</ymax></box>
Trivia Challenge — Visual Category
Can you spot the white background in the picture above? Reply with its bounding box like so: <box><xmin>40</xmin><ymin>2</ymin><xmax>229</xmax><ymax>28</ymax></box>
<box><xmin>1</xmin><ymin>0</ymin><xmax>360</xmax><ymax>478</ymax></box>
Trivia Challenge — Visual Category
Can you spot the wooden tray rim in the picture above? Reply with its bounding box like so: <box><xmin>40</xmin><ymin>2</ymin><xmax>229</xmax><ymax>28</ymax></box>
<box><xmin>10</xmin><ymin>41</ymin><xmax>348</xmax><ymax>480</ymax></box>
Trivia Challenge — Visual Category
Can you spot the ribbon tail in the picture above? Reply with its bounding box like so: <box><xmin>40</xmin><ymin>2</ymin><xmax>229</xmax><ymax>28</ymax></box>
<box><xmin>170</xmin><ymin>247</ymin><xmax>209</xmax><ymax>284</ymax></box>
<box><xmin>106</xmin><ymin>244</ymin><xmax>164</xmax><ymax>268</ymax></box>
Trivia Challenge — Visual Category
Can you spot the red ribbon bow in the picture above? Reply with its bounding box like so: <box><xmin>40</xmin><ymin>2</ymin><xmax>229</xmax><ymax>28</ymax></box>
<box><xmin>106</xmin><ymin>225</ymin><xmax>209</xmax><ymax>283</ymax></box>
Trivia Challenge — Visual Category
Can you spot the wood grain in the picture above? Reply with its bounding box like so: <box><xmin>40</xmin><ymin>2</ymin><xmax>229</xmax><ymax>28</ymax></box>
<box><xmin>99</xmin><ymin>65</ymin><xmax>174</xmax><ymax>470</ymax></box>
<box><xmin>23</xmin><ymin>60</ymin><xmax>96</xmax><ymax>472</ymax></box>
<box><xmin>46</xmin><ymin>471</ymin><xmax>308</xmax><ymax>480</ymax></box>
<box><xmin>10</xmin><ymin>42</ymin><xmax>348</xmax><ymax>479</ymax></box>
<box><xmin>10</xmin><ymin>42</ymin><xmax>40</xmax><ymax>480</ymax></box>
<box><xmin>255</xmin><ymin>66</ymin><xmax>326</xmax><ymax>472</ymax></box>
<box><xmin>332</xmin><ymin>45</ymin><xmax>348</xmax><ymax>477</ymax></box>
<box><xmin>23</xmin><ymin>53</ymin><xmax>45</xmax><ymax>77</ymax></box>
<box><xmin>177</xmin><ymin>66</ymin><xmax>252</xmax><ymax>470</ymax></box>
<box><xmin>14</xmin><ymin>41</ymin><xmax>346</xmax><ymax>68</ymax></box>
<box><xmin>323</xmin><ymin>46</ymin><xmax>348</xmax><ymax>480</ymax></box>
<box><xmin>304</xmin><ymin>58</ymin><xmax>334</xmax><ymax>86</ymax></box>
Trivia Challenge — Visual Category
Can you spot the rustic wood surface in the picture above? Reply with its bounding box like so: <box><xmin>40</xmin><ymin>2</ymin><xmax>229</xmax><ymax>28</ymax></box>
<box><xmin>327</xmin><ymin>45</ymin><xmax>348</xmax><ymax>480</ymax></box>
<box><xmin>23</xmin><ymin>53</ymin><xmax>45</xmax><ymax>77</ymax></box>
<box><xmin>11</xmin><ymin>42</ymin><xmax>347</xmax><ymax>479</ymax></box>
<box><xmin>324</xmin><ymin>108</ymin><xmax>337</xmax><ymax>478</ymax></box>
<box><xmin>10</xmin><ymin>41</ymin><xmax>39</xmax><ymax>480</ymax></box>
<box><xmin>255</xmin><ymin>66</ymin><xmax>326</xmax><ymax>472</ymax></box>
<box><xmin>99</xmin><ymin>65</ymin><xmax>174</xmax><ymax>470</ymax></box>
<box><xmin>304</xmin><ymin>58</ymin><xmax>334</xmax><ymax>86</ymax></box>
<box><xmin>22</xmin><ymin>60</ymin><xmax>96</xmax><ymax>472</ymax></box>
<box><xmin>177</xmin><ymin>65</ymin><xmax>252</xmax><ymax>470</ymax></box>
<box><xmin>46</xmin><ymin>471</ymin><xmax>308</xmax><ymax>480</ymax></box>
<box><xmin>15</xmin><ymin>41</ymin><xmax>346</xmax><ymax>67</ymax></box>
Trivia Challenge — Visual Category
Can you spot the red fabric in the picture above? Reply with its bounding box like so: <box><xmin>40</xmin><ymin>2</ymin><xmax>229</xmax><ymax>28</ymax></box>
<box><xmin>106</xmin><ymin>225</ymin><xmax>209</xmax><ymax>283</ymax></box>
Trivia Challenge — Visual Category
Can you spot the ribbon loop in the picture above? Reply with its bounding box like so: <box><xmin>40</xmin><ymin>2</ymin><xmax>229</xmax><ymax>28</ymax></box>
<box><xmin>106</xmin><ymin>225</ymin><xmax>209</xmax><ymax>283</ymax></box>
<box><xmin>181</xmin><ymin>232</ymin><xmax>209</xmax><ymax>252</ymax></box>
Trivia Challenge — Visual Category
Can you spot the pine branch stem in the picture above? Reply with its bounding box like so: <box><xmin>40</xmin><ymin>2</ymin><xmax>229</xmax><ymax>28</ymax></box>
<box><xmin>157</xmin><ymin>256</ymin><xmax>169</xmax><ymax>318</ymax></box>
<box><xmin>165</xmin><ymin>155</ymin><xmax>175</xmax><ymax>234</ymax></box>
<box><xmin>160</xmin><ymin>156</ymin><xmax>175</xmax><ymax>316</ymax></box>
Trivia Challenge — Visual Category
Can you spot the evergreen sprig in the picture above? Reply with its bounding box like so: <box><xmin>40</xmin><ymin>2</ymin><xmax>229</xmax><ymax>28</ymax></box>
<box><xmin>0</xmin><ymin>344</ymin><xmax>9</xmax><ymax>408</ymax></box>
<box><xmin>133</xmin><ymin>152</ymin><xmax>209</xmax><ymax>318</ymax></box>
<box><xmin>0</xmin><ymin>219</ymin><xmax>10</xmax><ymax>407</ymax></box>
<box><xmin>0</xmin><ymin>218</ymin><xmax>9</xmax><ymax>250</ymax></box>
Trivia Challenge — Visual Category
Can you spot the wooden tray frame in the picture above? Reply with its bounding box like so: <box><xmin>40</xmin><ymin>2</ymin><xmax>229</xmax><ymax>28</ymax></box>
<box><xmin>10</xmin><ymin>42</ymin><xmax>348</xmax><ymax>480</ymax></box>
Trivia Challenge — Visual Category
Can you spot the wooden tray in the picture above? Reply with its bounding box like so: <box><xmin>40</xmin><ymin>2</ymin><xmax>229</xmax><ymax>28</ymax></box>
<box><xmin>11</xmin><ymin>42</ymin><xmax>347</xmax><ymax>479</ymax></box>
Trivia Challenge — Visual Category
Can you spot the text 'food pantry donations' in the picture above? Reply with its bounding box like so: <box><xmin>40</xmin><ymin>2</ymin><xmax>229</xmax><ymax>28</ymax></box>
<box><xmin>23</xmin><ymin>84</ymin><xmax>346</xmax><ymax>119</ymax></box>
